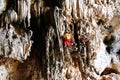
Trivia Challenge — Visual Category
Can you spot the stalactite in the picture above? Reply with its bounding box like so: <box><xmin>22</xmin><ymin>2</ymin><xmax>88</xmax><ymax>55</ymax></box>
<box><xmin>4</xmin><ymin>9</ymin><xmax>18</xmax><ymax>24</ymax></box>
<box><xmin>18</xmin><ymin>0</ymin><xmax>31</xmax><ymax>28</ymax></box>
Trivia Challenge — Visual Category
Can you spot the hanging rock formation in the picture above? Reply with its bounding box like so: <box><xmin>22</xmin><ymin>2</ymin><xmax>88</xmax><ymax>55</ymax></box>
<box><xmin>0</xmin><ymin>0</ymin><xmax>120</xmax><ymax>80</ymax></box>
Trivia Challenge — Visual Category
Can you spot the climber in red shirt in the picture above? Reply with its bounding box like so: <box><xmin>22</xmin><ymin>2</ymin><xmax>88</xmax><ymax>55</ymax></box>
<box><xmin>63</xmin><ymin>33</ymin><xmax>71</xmax><ymax>47</ymax></box>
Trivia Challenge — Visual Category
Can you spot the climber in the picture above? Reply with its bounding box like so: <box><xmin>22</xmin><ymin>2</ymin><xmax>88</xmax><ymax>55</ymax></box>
<box><xmin>63</xmin><ymin>32</ymin><xmax>71</xmax><ymax>47</ymax></box>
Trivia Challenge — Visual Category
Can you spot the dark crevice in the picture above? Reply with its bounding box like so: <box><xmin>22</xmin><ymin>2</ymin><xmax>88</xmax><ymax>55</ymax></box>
<box><xmin>29</xmin><ymin>11</ymin><xmax>47</xmax><ymax>78</ymax></box>
<box><xmin>103</xmin><ymin>35</ymin><xmax>115</xmax><ymax>46</ymax></box>
<box><xmin>43</xmin><ymin>0</ymin><xmax>65</xmax><ymax>8</ymax></box>
<box><xmin>117</xmin><ymin>49</ymin><xmax>120</xmax><ymax>55</ymax></box>
<box><xmin>97</xmin><ymin>19</ymin><xmax>105</xmax><ymax>25</ymax></box>
<box><xmin>106</xmin><ymin>46</ymin><xmax>111</xmax><ymax>54</ymax></box>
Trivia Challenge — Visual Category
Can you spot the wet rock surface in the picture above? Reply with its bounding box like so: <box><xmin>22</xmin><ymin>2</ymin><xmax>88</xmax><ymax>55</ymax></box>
<box><xmin>0</xmin><ymin>0</ymin><xmax>120</xmax><ymax>80</ymax></box>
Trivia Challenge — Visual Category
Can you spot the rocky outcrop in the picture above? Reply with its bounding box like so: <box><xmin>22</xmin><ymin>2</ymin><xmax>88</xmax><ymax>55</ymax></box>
<box><xmin>0</xmin><ymin>0</ymin><xmax>120</xmax><ymax>80</ymax></box>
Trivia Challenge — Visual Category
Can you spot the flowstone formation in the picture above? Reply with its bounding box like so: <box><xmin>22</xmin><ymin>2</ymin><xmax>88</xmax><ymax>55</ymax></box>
<box><xmin>0</xmin><ymin>0</ymin><xmax>120</xmax><ymax>80</ymax></box>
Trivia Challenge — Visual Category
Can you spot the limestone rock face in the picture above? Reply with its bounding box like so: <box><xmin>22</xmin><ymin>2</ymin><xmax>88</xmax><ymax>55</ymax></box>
<box><xmin>0</xmin><ymin>24</ymin><xmax>32</xmax><ymax>61</ymax></box>
<box><xmin>0</xmin><ymin>0</ymin><xmax>33</xmax><ymax>79</ymax></box>
<box><xmin>0</xmin><ymin>0</ymin><xmax>120</xmax><ymax>80</ymax></box>
<box><xmin>0</xmin><ymin>0</ymin><xmax>32</xmax><ymax>61</ymax></box>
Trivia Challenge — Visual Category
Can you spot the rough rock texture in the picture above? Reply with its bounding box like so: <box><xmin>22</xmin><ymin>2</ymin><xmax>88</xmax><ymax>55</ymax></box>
<box><xmin>0</xmin><ymin>0</ymin><xmax>120</xmax><ymax>80</ymax></box>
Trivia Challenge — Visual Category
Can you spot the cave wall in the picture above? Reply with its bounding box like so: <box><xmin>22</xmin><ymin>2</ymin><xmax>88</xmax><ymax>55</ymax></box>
<box><xmin>0</xmin><ymin>0</ymin><xmax>120</xmax><ymax>80</ymax></box>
